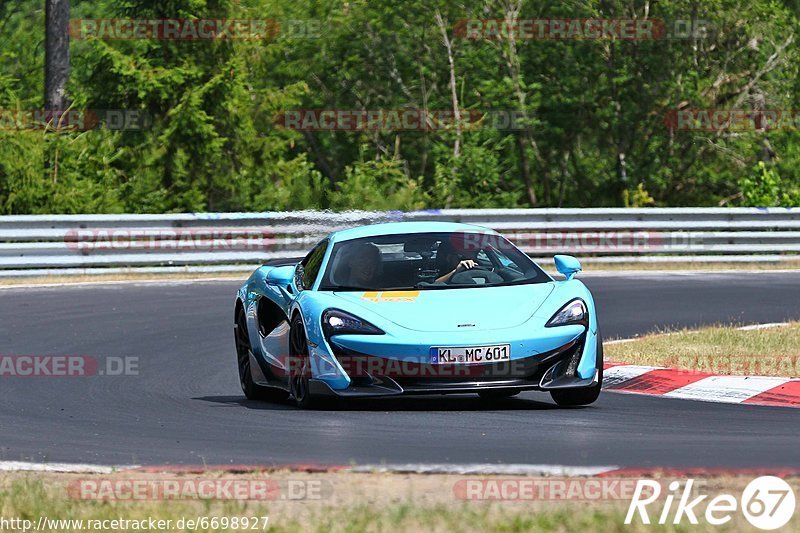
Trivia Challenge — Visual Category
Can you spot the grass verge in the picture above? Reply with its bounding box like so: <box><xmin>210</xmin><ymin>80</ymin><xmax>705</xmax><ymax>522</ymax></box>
<box><xmin>1</xmin><ymin>260</ymin><xmax>799</xmax><ymax>286</ymax></box>
<box><xmin>605</xmin><ymin>322</ymin><xmax>800</xmax><ymax>377</ymax></box>
<box><xmin>1</xmin><ymin>472</ymin><xmax>797</xmax><ymax>532</ymax></box>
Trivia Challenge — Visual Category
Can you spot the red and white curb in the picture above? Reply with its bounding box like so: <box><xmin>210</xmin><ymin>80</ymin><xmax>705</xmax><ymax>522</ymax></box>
<box><xmin>4</xmin><ymin>460</ymin><xmax>800</xmax><ymax>477</ymax></box>
<box><xmin>602</xmin><ymin>321</ymin><xmax>799</xmax><ymax>408</ymax></box>
<box><xmin>602</xmin><ymin>362</ymin><xmax>800</xmax><ymax>408</ymax></box>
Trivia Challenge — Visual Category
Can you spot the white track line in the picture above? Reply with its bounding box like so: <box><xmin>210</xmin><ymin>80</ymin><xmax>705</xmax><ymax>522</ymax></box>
<box><xmin>0</xmin><ymin>461</ymin><xmax>138</xmax><ymax>473</ymax></box>
<box><xmin>349</xmin><ymin>463</ymin><xmax>619</xmax><ymax>476</ymax></box>
<box><xmin>663</xmin><ymin>376</ymin><xmax>790</xmax><ymax>404</ymax></box>
<box><xmin>0</xmin><ymin>460</ymin><xmax>618</xmax><ymax>477</ymax></box>
<box><xmin>737</xmin><ymin>322</ymin><xmax>790</xmax><ymax>331</ymax></box>
<box><xmin>0</xmin><ymin>277</ymin><xmax>243</xmax><ymax>290</ymax></box>
<box><xmin>602</xmin><ymin>365</ymin><xmax>662</xmax><ymax>388</ymax></box>
<box><xmin>605</xmin><ymin>322</ymin><xmax>790</xmax><ymax>345</ymax></box>
<box><xmin>605</xmin><ymin>338</ymin><xmax>640</xmax><ymax>345</ymax></box>
<box><xmin>579</xmin><ymin>269</ymin><xmax>800</xmax><ymax>277</ymax></box>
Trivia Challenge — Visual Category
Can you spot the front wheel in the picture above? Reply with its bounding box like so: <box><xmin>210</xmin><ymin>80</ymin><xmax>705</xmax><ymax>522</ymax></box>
<box><xmin>550</xmin><ymin>334</ymin><xmax>603</xmax><ymax>407</ymax></box>
<box><xmin>289</xmin><ymin>315</ymin><xmax>321</xmax><ymax>409</ymax></box>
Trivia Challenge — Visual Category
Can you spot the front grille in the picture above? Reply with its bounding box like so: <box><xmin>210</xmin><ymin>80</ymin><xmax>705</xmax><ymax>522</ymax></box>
<box><xmin>328</xmin><ymin>335</ymin><xmax>585</xmax><ymax>391</ymax></box>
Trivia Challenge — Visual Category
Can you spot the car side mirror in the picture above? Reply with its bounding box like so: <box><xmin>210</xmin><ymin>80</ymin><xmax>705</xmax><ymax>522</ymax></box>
<box><xmin>293</xmin><ymin>264</ymin><xmax>305</xmax><ymax>292</ymax></box>
<box><xmin>554</xmin><ymin>255</ymin><xmax>581</xmax><ymax>280</ymax></box>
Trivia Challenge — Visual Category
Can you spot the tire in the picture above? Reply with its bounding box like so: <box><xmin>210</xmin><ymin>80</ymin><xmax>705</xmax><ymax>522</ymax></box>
<box><xmin>550</xmin><ymin>333</ymin><xmax>604</xmax><ymax>407</ymax></box>
<box><xmin>478</xmin><ymin>389</ymin><xmax>520</xmax><ymax>400</ymax></box>
<box><xmin>288</xmin><ymin>314</ymin><xmax>321</xmax><ymax>409</ymax></box>
<box><xmin>235</xmin><ymin>305</ymin><xmax>287</xmax><ymax>402</ymax></box>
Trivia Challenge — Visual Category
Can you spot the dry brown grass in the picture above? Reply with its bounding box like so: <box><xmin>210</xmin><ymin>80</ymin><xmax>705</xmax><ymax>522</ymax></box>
<box><xmin>605</xmin><ymin>322</ymin><xmax>800</xmax><ymax>377</ymax></box>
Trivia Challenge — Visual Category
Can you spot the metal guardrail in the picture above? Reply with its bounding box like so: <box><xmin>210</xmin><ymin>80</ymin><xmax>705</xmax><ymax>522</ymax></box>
<box><xmin>0</xmin><ymin>208</ymin><xmax>799</xmax><ymax>276</ymax></box>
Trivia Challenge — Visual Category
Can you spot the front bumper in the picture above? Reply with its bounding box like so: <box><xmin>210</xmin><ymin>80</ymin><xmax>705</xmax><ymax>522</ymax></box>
<box><xmin>309</xmin><ymin>331</ymin><xmax>597</xmax><ymax>398</ymax></box>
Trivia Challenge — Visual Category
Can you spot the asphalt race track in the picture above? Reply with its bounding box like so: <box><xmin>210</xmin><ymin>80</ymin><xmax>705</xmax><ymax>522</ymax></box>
<box><xmin>1</xmin><ymin>272</ymin><xmax>799</xmax><ymax>468</ymax></box>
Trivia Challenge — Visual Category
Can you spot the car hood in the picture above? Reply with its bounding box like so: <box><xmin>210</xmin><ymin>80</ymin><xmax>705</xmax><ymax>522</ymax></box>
<box><xmin>332</xmin><ymin>283</ymin><xmax>555</xmax><ymax>332</ymax></box>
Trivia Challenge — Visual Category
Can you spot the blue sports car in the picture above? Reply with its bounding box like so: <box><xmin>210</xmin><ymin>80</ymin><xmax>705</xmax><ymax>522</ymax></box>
<box><xmin>234</xmin><ymin>221</ymin><xmax>602</xmax><ymax>408</ymax></box>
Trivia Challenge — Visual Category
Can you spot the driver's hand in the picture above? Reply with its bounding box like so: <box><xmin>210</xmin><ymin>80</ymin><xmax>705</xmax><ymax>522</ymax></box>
<box><xmin>455</xmin><ymin>259</ymin><xmax>477</xmax><ymax>273</ymax></box>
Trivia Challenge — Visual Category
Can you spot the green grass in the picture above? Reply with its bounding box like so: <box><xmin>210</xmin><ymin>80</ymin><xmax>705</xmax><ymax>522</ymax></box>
<box><xmin>605</xmin><ymin>322</ymin><xmax>800</xmax><ymax>377</ymax></box>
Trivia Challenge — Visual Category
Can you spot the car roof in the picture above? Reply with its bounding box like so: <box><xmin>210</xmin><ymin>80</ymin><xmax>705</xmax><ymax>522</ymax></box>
<box><xmin>329</xmin><ymin>221</ymin><xmax>497</xmax><ymax>243</ymax></box>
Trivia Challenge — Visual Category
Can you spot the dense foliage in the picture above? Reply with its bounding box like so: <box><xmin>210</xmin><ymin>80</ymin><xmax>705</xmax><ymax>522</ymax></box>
<box><xmin>0</xmin><ymin>0</ymin><xmax>799</xmax><ymax>213</ymax></box>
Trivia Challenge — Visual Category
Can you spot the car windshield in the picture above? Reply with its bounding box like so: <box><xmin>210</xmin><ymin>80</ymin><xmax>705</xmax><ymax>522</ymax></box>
<box><xmin>318</xmin><ymin>232</ymin><xmax>551</xmax><ymax>291</ymax></box>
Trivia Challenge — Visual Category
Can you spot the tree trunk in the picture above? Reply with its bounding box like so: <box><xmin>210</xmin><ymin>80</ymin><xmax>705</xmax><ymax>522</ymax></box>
<box><xmin>45</xmin><ymin>0</ymin><xmax>70</xmax><ymax>110</ymax></box>
<box><xmin>516</xmin><ymin>135</ymin><xmax>537</xmax><ymax>206</ymax></box>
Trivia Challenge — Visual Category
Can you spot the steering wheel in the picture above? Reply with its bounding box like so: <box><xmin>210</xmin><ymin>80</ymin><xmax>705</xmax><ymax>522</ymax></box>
<box><xmin>449</xmin><ymin>265</ymin><xmax>504</xmax><ymax>285</ymax></box>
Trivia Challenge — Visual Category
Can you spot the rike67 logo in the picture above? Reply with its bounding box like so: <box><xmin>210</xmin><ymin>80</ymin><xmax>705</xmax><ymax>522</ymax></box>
<box><xmin>626</xmin><ymin>476</ymin><xmax>796</xmax><ymax>530</ymax></box>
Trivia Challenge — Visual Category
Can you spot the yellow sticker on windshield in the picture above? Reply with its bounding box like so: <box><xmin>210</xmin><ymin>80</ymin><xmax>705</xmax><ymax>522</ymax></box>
<box><xmin>362</xmin><ymin>290</ymin><xmax>420</xmax><ymax>303</ymax></box>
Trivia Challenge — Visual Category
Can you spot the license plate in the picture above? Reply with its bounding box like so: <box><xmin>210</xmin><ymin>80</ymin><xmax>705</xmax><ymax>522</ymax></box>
<box><xmin>430</xmin><ymin>344</ymin><xmax>511</xmax><ymax>365</ymax></box>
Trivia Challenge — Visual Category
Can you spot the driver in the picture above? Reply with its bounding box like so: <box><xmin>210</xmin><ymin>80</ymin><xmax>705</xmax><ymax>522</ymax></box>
<box><xmin>342</xmin><ymin>242</ymin><xmax>382</xmax><ymax>288</ymax></box>
<box><xmin>435</xmin><ymin>241</ymin><xmax>477</xmax><ymax>283</ymax></box>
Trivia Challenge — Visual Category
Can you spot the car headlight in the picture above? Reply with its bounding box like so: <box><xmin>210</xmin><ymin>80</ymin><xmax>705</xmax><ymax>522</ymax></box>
<box><xmin>322</xmin><ymin>309</ymin><xmax>384</xmax><ymax>337</ymax></box>
<box><xmin>545</xmin><ymin>299</ymin><xmax>588</xmax><ymax>328</ymax></box>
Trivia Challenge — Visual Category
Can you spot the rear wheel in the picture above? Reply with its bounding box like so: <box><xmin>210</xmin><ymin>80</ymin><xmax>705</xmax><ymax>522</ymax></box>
<box><xmin>289</xmin><ymin>315</ymin><xmax>321</xmax><ymax>409</ymax></box>
<box><xmin>550</xmin><ymin>334</ymin><xmax>603</xmax><ymax>407</ymax></box>
<box><xmin>478</xmin><ymin>389</ymin><xmax>520</xmax><ymax>401</ymax></box>
<box><xmin>235</xmin><ymin>306</ymin><xmax>287</xmax><ymax>402</ymax></box>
